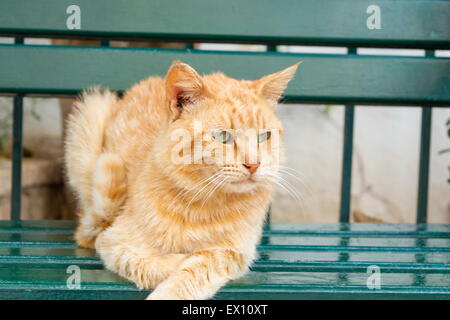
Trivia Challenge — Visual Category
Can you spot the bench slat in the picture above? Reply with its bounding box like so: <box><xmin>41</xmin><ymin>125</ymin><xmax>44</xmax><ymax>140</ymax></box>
<box><xmin>0</xmin><ymin>221</ymin><xmax>448</xmax><ymax>299</ymax></box>
<box><xmin>0</xmin><ymin>0</ymin><xmax>449</xmax><ymax>48</ymax></box>
<box><xmin>1</xmin><ymin>220</ymin><xmax>450</xmax><ymax>236</ymax></box>
<box><xmin>1</xmin><ymin>233</ymin><xmax>450</xmax><ymax>247</ymax></box>
<box><xmin>1</xmin><ymin>45</ymin><xmax>450</xmax><ymax>106</ymax></box>
<box><xmin>1</xmin><ymin>242</ymin><xmax>450</xmax><ymax>253</ymax></box>
<box><xmin>0</xmin><ymin>287</ymin><xmax>447</xmax><ymax>300</ymax></box>
<box><xmin>1</xmin><ymin>267</ymin><xmax>449</xmax><ymax>300</ymax></box>
<box><xmin>0</xmin><ymin>237</ymin><xmax>449</xmax><ymax>266</ymax></box>
<box><xmin>2</xmin><ymin>259</ymin><xmax>449</xmax><ymax>274</ymax></box>
<box><xmin>1</xmin><ymin>267</ymin><xmax>449</xmax><ymax>288</ymax></box>
<box><xmin>2</xmin><ymin>253</ymin><xmax>449</xmax><ymax>271</ymax></box>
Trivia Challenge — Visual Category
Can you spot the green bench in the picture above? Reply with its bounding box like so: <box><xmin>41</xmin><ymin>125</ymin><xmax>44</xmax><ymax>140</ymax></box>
<box><xmin>0</xmin><ymin>0</ymin><xmax>449</xmax><ymax>299</ymax></box>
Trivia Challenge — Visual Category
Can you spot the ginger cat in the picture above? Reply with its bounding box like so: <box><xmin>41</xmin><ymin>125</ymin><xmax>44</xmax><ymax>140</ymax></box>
<box><xmin>64</xmin><ymin>60</ymin><xmax>299</xmax><ymax>299</ymax></box>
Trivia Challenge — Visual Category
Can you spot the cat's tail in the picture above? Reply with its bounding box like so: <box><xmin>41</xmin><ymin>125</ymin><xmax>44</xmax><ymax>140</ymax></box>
<box><xmin>65</xmin><ymin>88</ymin><xmax>126</xmax><ymax>248</ymax></box>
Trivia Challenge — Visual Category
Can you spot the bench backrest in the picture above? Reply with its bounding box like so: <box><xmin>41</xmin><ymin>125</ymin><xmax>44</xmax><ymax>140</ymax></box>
<box><xmin>0</xmin><ymin>0</ymin><xmax>449</xmax><ymax>222</ymax></box>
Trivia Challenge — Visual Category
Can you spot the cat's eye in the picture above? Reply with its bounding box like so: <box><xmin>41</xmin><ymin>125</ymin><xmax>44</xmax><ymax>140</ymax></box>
<box><xmin>212</xmin><ymin>130</ymin><xmax>233</xmax><ymax>144</ymax></box>
<box><xmin>258</xmin><ymin>131</ymin><xmax>271</xmax><ymax>143</ymax></box>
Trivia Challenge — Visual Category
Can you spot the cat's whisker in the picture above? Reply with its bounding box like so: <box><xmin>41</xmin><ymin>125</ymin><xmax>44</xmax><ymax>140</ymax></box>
<box><xmin>275</xmin><ymin>168</ymin><xmax>304</xmax><ymax>182</ymax></box>
<box><xmin>267</xmin><ymin>176</ymin><xmax>299</xmax><ymax>202</ymax></box>
<box><xmin>168</xmin><ymin>169</ymin><xmax>224</xmax><ymax>211</ymax></box>
<box><xmin>267</xmin><ymin>176</ymin><xmax>307</xmax><ymax>212</ymax></box>
<box><xmin>275</xmin><ymin>180</ymin><xmax>303</xmax><ymax>206</ymax></box>
<box><xmin>185</xmin><ymin>172</ymin><xmax>225</xmax><ymax>212</ymax></box>
<box><xmin>277</xmin><ymin>175</ymin><xmax>304</xmax><ymax>202</ymax></box>
<box><xmin>277</xmin><ymin>165</ymin><xmax>307</xmax><ymax>179</ymax></box>
<box><xmin>259</xmin><ymin>167</ymin><xmax>306</xmax><ymax>205</ymax></box>
<box><xmin>176</xmin><ymin>171</ymin><xmax>222</xmax><ymax>201</ymax></box>
<box><xmin>190</xmin><ymin>174</ymin><xmax>227</xmax><ymax>209</ymax></box>
<box><xmin>261</xmin><ymin>165</ymin><xmax>311</xmax><ymax>197</ymax></box>
<box><xmin>275</xmin><ymin>168</ymin><xmax>312</xmax><ymax>196</ymax></box>
<box><xmin>202</xmin><ymin>176</ymin><xmax>226</xmax><ymax>202</ymax></box>
<box><xmin>200</xmin><ymin>176</ymin><xmax>229</xmax><ymax>209</ymax></box>
<box><xmin>263</xmin><ymin>172</ymin><xmax>302</xmax><ymax>203</ymax></box>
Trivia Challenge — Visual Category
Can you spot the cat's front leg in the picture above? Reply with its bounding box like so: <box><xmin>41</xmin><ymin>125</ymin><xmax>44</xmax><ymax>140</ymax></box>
<box><xmin>96</xmin><ymin>227</ymin><xmax>188</xmax><ymax>289</ymax></box>
<box><xmin>147</xmin><ymin>248</ymin><xmax>250</xmax><ymax>300</ymax></box>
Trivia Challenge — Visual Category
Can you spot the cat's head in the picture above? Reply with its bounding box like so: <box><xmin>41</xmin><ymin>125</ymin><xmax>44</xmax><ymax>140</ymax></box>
<box><xmin>158</xmin><ymin>60</ymin><xmax>300</xmax><ymax>194</ymax></box>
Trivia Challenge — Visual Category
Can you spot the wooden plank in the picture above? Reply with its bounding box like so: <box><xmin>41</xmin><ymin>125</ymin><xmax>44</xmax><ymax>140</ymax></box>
<box><xmin>265</xmin><ymin>223</ymin><xmax>450</xmax><ymax>233</ymax></box>
<box><xmin>252</xmin><ymin>261</ymin><xmax>450</xmax><ymax>273</ymax></box>
<box><xmin>1</xmin><ymin>233</ymin><xmax>449</xmax><ymax>248</ymax></box>
<box><xmin>1</xmin><ymin>257</ymin><xmax>449</xmax><ymax>274</ymax></box>
<box><xmin>0</xmin><ymin>220</ymin><xmax>74</xmax><ymax>234</ymax></box>
<box><xmin>258</xmin><ymin>250</ymin><xmax>450</xmax><ymax>264</ymax></box>
<box><xmin>257</xmin><ymin>245</ymin><xmax>450</xmax><ymax>253</ymax></box>
<box><xmin>1</xmin><ymin>221</ymin><xmax>450</xmax><ymax>237</ymax></box>
<box><xmin>0</xmin><ymin>0</ymin><xmax>449</xmax><ymax>48</ymax></box>
<box><xmin>1</xmin><ymin>45</ymin><xmax>450</xmax><ymax>106</ymax></box>
<box><xmin>261</xmin><ymin>236</ymin><xmax>450</xmax><ymax>247</ymax></box>
<box><xmin>0</xmin><ymin>247</ymin><xmax>449</xmax><ymax>266</ymax></box>
<box><xmin>0</xmin><ymin>265</ymin><xmax>446</xmax><ymax>289</ymax></box>
<box><xmin>0</xmin><ymin>287</ymin><xmax>447</xmax><ymax>300</ymax></box>
<box><xmin>0</xmin><ymin>233</ymin><xmax>74</xmax><ymax>243</ymax></box>
<box><xmin>264</xmin><ymin>223</ymin><xmax>450</xmax><ymax>237</ymax></box>
<box><xmin>0</xmin><ymin>267</ymin><xmax>449</xmax><ymax>300</ymax></box>
<box><xmin>2</xmin><ymin>242</ymin><xmax>448</xmax><ymax>252</ymax></box>
<box><xmin>1</xmin><ymin>233</ymin><xmax>450</xmax><ymax>252</ymax></box>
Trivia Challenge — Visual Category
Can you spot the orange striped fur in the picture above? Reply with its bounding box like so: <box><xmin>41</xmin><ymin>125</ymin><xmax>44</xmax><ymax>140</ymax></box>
<box><xmin>64</xmin><ymin>60</ymin><xmax>299</xmax><ymax>299</ymax></box>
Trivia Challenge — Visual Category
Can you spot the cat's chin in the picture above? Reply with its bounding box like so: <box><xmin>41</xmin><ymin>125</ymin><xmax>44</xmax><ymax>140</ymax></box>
<box><xmin>225</xmin><ymin>178</ymin><xmax>259</xmax><ymax>193</ymax></box>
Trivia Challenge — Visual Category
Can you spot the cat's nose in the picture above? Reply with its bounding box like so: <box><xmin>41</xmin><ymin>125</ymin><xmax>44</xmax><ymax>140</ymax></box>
<box><xmin>243</xmin><ymin>162</ymin><xmax>260</xmax><ymax>174</ymax></box>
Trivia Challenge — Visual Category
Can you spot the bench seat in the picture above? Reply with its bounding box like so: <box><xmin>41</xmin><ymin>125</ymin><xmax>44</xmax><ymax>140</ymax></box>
<box><xmin>0</xmin><ymin>220</ymin><xmax>449</xmax><ymax>300</ymax></box>
<box><xmin>0</xmin><ymin>0</ymin><xmax>449</xmax><ymax>301</ymax></box>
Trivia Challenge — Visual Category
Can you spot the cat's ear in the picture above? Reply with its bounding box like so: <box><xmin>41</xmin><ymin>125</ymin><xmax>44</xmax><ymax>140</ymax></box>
<box><xmin>254</xmin><ymin>62</ymin><xmax>301</xmax><ymax>103</ymax></box>
<box><xmin>165</xmin><ymin>60</ymin><xmax>209</xmax><ymax>120</ymax></box>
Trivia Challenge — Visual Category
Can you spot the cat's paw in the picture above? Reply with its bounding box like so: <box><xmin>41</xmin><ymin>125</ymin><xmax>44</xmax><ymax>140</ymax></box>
<box><xmin>132</xmin><ymin>253</ymin><xmax>188</xmax><ymax>290</ymax></box>
<box><xmin>146</xmin><ymin>290</ymin><xmax>183</xmax><ymax>300</ymax></box>
<box><xmin>145</xmin><ymin>279</ymin><xmax>187</xmax><ymax>300</ymax></box>
<box><xmin>74</xmin><ymin>225</ymin><xmax>97</xmax><ymax>249</ymax></box>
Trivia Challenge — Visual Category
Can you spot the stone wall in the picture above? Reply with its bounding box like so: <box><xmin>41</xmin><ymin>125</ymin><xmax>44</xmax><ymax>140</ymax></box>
<box><xmin>0</xmin><ymin>158</ymin><xmax>68</xmax><ymax>219</ymax></box>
